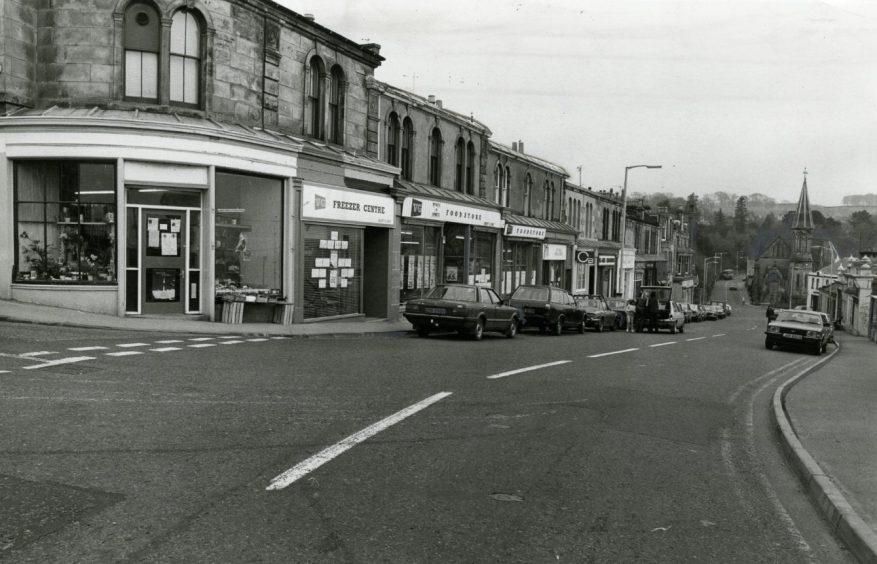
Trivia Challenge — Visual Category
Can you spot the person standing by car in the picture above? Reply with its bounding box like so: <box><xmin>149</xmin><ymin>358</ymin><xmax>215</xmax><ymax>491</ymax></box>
<box><xmin>625</xmin><ymin>299</ymin><xmax>636</xmax><ymax>333</ymax></box>
<box><xmin>766</xmin><ymin>304</ymin><xmax>776</xmax><ymax>324</ymax></box>
<box><xmin>647</xmin><ymin>291</ymin><xmax>659</xmax><ymax>333</ymax></box>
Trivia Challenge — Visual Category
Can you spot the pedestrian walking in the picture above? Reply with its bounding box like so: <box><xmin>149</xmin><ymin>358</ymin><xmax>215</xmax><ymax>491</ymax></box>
<box><xmin>625</xmin><ymin>299</ymin><xmax>636</xmax><ymax>333</ymax></box>
<box><xmin>647</xmin><ymin>291</ymin><xmax>659</xmax><ymax>333</ymax></box>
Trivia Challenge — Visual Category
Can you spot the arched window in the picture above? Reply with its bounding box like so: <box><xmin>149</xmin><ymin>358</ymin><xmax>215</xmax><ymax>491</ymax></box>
<box><xmin>307</xmin><ymin>57</ymin><xmax>325</xmax><ymax>139</ymax></box>
<box><xmin>386</xmin><ymin>112</ymin><xmax>401</xmax><ymax>167</ymax></box>
<box><xmin>328</xmin><ymin>65</ymin><xmax>345</xmax><ymax>144</ymax></box>
<box><xmin>401</xmin><ymin>118</ymin><xmax>413</xmax><ymax>180</ymax></box>
<box><xmin>524</xmin><ymin>174</ymin><xmax>533</xmax><ymax>216</ymax></box>
<box><xmin>124</xmin><ymin>1</ymin><xmax>160</xmax><ymax>101</ymax></box>
<box><xmin>429</xmin><ymin>128</ymin><xmax>443</xmax><ymax>186</ymax></box>
<box><xmin>494</xmin><ymin>162</ymin><xmax>503</xmax><ymax>204</ymax></box>
<box><xmin>466</xmin><ymin>141</ymin><xmax>476</xmax><ymax>195</ymax></box>
<box><xmin>169</xmin><ymin>9</ymin><xmax>201</xmax><ymax>106</ymax></box>
<box><xmin>504</xmin><ymin>167</ymin><xmax>511</xmax><ymax>208</ymax></box>
<box><xmin>454</xmin><ymin>138</ymin><xmax>465</xmax><ymax>192</ymax></box>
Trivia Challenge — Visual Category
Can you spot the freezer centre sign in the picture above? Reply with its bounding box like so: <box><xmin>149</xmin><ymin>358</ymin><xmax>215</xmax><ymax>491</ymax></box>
<box><xmin>302</xmin><ymin>184</ymin><xmax>395</xmax><ymax>227</ymax></box>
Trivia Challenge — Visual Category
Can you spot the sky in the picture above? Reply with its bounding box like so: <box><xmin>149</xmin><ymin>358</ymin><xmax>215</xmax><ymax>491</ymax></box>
<box><xmin>276</xmin><ymin>0</ymin><xmax>877</xmax><ymax>206</ymax></box>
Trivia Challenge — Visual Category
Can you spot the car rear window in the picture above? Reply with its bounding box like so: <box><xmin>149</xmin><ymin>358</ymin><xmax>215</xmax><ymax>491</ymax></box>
<box><xmin>512</xmin><ymin>287</ymin><xmax>549</xmax><ymax>301</ymax></box>
<box><xmin>426</xmin><ymin>286</ymin><xmax>477</xmax><ymax>302</ymax></box>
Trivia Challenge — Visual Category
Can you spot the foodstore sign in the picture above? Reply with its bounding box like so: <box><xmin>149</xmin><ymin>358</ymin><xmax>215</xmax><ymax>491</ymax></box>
<box><xmin>505</xmin><ymin>224</ymin><xmax>546</xmax><ymax>240</ymax></box>
<box><xmin>302</xmin><ymin>184</ymin><xmax>395</xmax><ymax>227</ymax></box>
<box><xmin>402</xmin><ymin>197</ymin><xmax>503</xmax><ymax>228</ymax></box>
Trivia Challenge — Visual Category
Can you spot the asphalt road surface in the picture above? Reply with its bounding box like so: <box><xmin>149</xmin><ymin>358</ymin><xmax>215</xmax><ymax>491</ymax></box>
<box><xmin>0</xmin><ymin>282</ymin><xmax>855</xmax><ymax>562</ymax></box>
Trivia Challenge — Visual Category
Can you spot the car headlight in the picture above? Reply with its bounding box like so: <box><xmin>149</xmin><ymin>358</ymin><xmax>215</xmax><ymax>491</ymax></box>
<box><xmin>767</xmin><ymin>326</ymin><xmax>780</xmax><ymax>334</ymax></box>
<box><xmin>806</xmin><ymin>331</ymin><xmax>820</xmax><ymax>339</ymax></box>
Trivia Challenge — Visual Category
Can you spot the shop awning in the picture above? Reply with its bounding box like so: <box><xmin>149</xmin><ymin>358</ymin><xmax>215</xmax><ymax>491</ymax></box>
<box><xmin>504</xmin><ymin>213</ymin><xmax>578</xmax><ymax>236</ymax></box>
<box><xmin>392</xmin><ymin>179</ymin><xmax>502</xmax><ymax>209</ymax></box>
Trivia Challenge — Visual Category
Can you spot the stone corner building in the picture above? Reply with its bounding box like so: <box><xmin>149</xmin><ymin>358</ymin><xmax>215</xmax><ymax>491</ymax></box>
<box><xmin>1</xmin><ymin>0</ymin><xmax>400</xmax><ymax>323</ymax></box>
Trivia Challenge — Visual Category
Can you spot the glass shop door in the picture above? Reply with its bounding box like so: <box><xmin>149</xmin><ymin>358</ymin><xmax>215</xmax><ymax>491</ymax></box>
<box><xmin>140</xmin><ymin>208</ymin><xmax>191</xmax><ymax>314</ymax></box>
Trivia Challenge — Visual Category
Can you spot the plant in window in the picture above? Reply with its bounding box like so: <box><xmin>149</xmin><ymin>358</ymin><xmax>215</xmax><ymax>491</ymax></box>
<box><xmin>18</xmin><ymin>232</ymin><xmax>62</xmax><ymax>280</ymax></box>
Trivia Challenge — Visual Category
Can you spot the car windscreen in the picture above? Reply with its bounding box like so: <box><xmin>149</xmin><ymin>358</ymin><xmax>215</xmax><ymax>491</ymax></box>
<box><xmin>511</xmin><ymin>287</ymin><xmax>549</xmax><ymax>301</ymax></box>
<box><xmin>578</xmin><ymin>297</ymin><xmax>600</xmax><ymax>307</ymax></box>
<box><xmin>425</xmin><ymin>286</ymin><xmax>477</xmax><ymax>302</ymax></box>
<box><xmin>775</xmin><ymin>311</ymin><xmax>822</xmax><ymax>325</ymax></box>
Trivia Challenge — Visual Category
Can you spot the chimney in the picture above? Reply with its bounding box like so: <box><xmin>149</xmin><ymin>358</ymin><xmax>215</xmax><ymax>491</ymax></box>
<box><xmin>436</xmin><ymin>99</ymin><xmax>443</xmax><ymax>109</ymax></box>
<box><xmin>512</xmin><ymin>142</ymin><xmax>518</xmax><ymax>152</ymax></box>
<box><xmin>361</xmin><ymin>43</ymin><xmax>381</xmax><ymax>56</ymax></box>
<box><xmin>427</xmin><ymin>95</ymin><xmax>436</xmax><ymax>104</ymax></box>
<box><xmin>303</xmin><ymin>13</ymin><xmax>315</xmax><ymax>21</ymax></box>
<box><xmin>518</xmin><ymin>140</ymin><xmax>525</xmax><ymax>153</ymax></box>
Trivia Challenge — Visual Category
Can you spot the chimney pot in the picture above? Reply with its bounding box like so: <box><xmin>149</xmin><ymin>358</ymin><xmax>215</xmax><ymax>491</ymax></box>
<box><xmin>518</xmin><ymin>140</ymin><xmax>524</xmax><ymax>153</ymax></box>
<box><xmin>512</xmin><ymin>142</ymin><xmax>518</xmax><ymax>152</ymax></box>
<box><xmin>303</xmin><ymin>13</ymin><xmax>315</xmax><ymax>21</ymax></box>
<box><xmin>428</xmin><ymin>95</ymin><xmax>436</xmax><ymax>104</ymax></box>
<box><xmin>436</xmin><ymin>99</ymin><xmax>442</xmax><ymax>109</ymax></box>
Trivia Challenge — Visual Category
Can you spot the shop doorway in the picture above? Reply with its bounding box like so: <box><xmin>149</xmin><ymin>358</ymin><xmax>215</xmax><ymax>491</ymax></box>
<box><xmin>128</xmin><ymin>206</ymin><xmax>201</xmax><ymax>315</ymax></box>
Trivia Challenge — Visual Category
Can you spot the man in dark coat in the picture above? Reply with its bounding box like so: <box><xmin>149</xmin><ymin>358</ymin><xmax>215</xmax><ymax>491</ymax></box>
<box><xmin>766</xmin><ymin>304</ymin><xmax>776</xmax><ymax>323</ymax></box>
<box><xmin>647</xmin><ymin>291</ymin><xmax>659</xmax><ymax>333</ymax></box>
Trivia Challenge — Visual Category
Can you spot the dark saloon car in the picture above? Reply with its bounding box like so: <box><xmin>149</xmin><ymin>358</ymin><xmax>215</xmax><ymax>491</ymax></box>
<box><xmin>606</xmin><ymin>297</ymin><xmax>630</xmax><ymax>330</ymax></box>
<box><xmin>574</xmin><ymin>294</ymin><xmax>618</xmax><ymax>332</ymax></box>
<box><xmin>765</xmin><ymin>309</ymin><xmax>833</xmax><ymax>355</ymax></box>
<box><xmin>509</xmin><ymin>285</ymin><xmax>586</xmax><ymax>335</ymax></box>
<box><xmin>404</xmin><ymin>284</ymin><xmax>519</xmax><ymax>340</ymax></box>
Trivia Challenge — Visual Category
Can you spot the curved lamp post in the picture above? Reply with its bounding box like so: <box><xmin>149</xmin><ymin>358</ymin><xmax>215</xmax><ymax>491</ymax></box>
<box><xmin>617</xmin><ymin>164</ymin><xmax>662</xmax><ymax>297</ymax></box>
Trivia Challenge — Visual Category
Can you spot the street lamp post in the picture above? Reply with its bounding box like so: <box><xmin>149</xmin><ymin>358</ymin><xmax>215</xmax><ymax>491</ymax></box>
<box><xmin>617</xmin><ymin>164</ymin><xmax>662</xmax><ymax>297</ymax></box>
<box><xmin>702</xmin><ymin>257</ymin><xmax>719</xmax><ymax>303</ymax></box>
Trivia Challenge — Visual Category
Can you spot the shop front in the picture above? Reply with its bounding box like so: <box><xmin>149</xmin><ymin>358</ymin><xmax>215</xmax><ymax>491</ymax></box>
<box><xmin>597</xmin><ymin>253</ymin><xmax>617</xmax><ymax>297</ymax></box>
<box><xmin>298</xmin><ymin>183</ymin><xmax>395</xmax><ymax>322</ymax></box>
<box><xmin>542</xmin><ymin>243</ymin><xmax>569</xmax><ymax>289</ymax></box>
<box><xmin>399</xmin><ymin>195</ymin><xmax>504</xmax><ymax>304</ymax></box>
<box><xmin>573</xmin><ymin>245</ymin><xmax>597</xmax><ymax>294</ymax></box>
<box><xmin>500</xmin><ymin>224</ymin><xmax>544</xmax><ymax>296</ymax></box>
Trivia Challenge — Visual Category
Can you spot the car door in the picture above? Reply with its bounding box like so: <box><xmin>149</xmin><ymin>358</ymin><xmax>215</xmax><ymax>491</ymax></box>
<box><xmin>479</xmin><ymin>287</ymin><xmax>501</xmax><ymax>330</ymax></box>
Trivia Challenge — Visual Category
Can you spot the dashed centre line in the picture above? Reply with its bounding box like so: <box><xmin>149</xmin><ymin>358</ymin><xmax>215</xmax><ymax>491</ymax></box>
<box><xmin>68</xmin><ymin>346</ymin><xmax>108</xmax><ymax>351</ymax></box>
<box><xmin>105</xmin><ymin>351</ymin><xmax>145</xmax><ymax>357</ymax></box>
<box><xmin>155</xmin><ymin>340</ymin><xmax>184</xmax><ymax>344</ymax></box>
<box><xmin>487</xmin><ymin>360</ymin><xmax>572</xmax><ymax>380</ymax></box>
<box><xmin>266</xmin><ymin>391</ymin><xmax>453</xmax><ymax>491</ymax></box>
<box><xmin>650</xmin><ymin>341</ymin><xmax>678</xmax><ymax>348</ymax></box>
<box><xmin>189</xmin><ymin>337</ymin><xmax>216</xmax><ymax>342</ymax></box>
<box><xmin>117</xmin><ymin>343</ymin><xmax>149</xmax><ymax>348</ymax></box>
<box><xmin>219</xmin><ymin>340</ymin><xmax>245</xmax><ymax>345</ymax></box>
<box><xmin>23</xmin><ymin>356</ymin><xmax>95</xmax><ymax>370</ymax></box>
<box><xmin>188</xmin><ymin>344</ymin><xmax>216</xmax><ymax>348</ymax></box>
<box><xmin>19</xmin><ymin>351</ymin><xmax>56</xmax><ymax>357</ymax></box>
<box><xmin>588</xmin><ymin>348</ymin><xmax>639</xmax><ymax>358</ymax></box>
<box><xmin>686</xmin><ymin>337</ymin><xmax>707</xmax><ymax>342</ymax></box>
<box><xmin>150</xmin><ymin>347</ymin><xmax>182</xmax><ymax>352</ymax></box>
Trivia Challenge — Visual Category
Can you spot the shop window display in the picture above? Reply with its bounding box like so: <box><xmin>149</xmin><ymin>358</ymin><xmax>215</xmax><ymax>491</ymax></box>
<box><xmin>303</xmin><ymin>224</ymin><xmax>362</xmax><ymax>319</ymax></box>
<box><xmin>400</xmin><ymin>225</ymin><xmax>440</xmax><ymax>303</ymax></box>
<box><xmin>214</xmin><ymin>172</ymin><xmax>283</xmax><ymax>304</ymax></box>
<box><xmin>14</xmin><ymin>161</ymin><xmax>117</xmax><ymax>284</ymax></box>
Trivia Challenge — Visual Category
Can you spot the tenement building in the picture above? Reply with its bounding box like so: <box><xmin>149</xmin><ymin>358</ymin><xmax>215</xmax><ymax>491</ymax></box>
<box><xmin>1</xmin><ymin>0</ymin><xmax>398</xmax><ymax>323</ymax></box>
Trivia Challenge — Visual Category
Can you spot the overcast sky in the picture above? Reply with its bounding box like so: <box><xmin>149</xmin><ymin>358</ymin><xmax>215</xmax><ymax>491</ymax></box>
<box><xmin>278</xmin><ymin>0</ymin><xmax>877</xmax><ymax>206</ymax></box>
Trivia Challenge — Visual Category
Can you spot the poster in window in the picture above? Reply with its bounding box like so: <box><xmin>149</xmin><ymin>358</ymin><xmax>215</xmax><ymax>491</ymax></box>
<box><xmin>161</xmin><ymin>232</ymin><xmax>178</xmax><ymax>256</ymax></box>
<box><xmin>446</xmin><ymin>266</ymin><xmax>458</xmax><ymax>282</ymax></box>
<box><xmin>147</xmin><ymin>268</ymin><xmax>179</xmax><ymax>302</ymax></box>
<box><xmin>329</xmin><ymin>269</ymin><xmax>339</xmax><ymax>288</ymax></box>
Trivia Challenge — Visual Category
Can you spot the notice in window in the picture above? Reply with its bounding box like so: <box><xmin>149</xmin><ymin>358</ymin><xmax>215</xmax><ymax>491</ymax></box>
<box><xmin>161</xmin><ymin>232</ymin><xmax>177</xmax><ymax>256</ymax></box>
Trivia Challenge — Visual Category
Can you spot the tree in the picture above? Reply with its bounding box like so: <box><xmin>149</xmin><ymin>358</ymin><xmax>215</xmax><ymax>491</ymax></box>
<box><xmin>734</xmin><ymin>196</ymin><xmax>748</xmax><ymax>232</ymax></box>
<box><xmin>848</xmin><ymin>210</ymin><xmax>876</xmax><ymax>250</ymax></box>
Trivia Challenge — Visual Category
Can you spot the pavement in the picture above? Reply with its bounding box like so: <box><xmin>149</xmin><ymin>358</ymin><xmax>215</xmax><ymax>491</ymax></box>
<box><xmin>1</xmin><ymin>297</ymin><xmax>876</xmax><ymax>562</ymax></box>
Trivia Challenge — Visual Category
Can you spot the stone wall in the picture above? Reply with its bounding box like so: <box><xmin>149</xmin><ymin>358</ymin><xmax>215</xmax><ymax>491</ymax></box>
<box><xmin>1</xmin><ymin>0</ymin><xmax>38</xmax><ymax>111</ymax></box>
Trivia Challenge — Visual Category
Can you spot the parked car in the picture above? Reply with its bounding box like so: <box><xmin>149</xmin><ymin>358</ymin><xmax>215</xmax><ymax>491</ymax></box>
<box><xmin>605</xmin><ymin>297</ymin><xmax>630</xmax><ymax>330</ymax></box>
<box><xmin>765</xmin><ymin>309</ymin><xmax>833</xmax><ymax>355</ymax></box>
<box><xmin>678</xmin><ymin>302</ymin><xmax>694</xmax><ymax>323</ymax></box>
<box><xmin>711</xmin><ymin>301</ymin><xmax>730</xmax><ymax>317</ymax></box>
<box><xmin>574</xmin><ymin>294</ymin><xmax>619</xmax><ymax>332</ymax></box>
<box><xmin>509</xmin><ymin>285</ymin><xmax>586</xmax><ymax>335</ymax></box>
<box><xmin>404</xmin><ymin>284</ymin><xmax>519</xmax><ymax>340</ymax></box>
<box><xmin>685</xmin><ymin>303</ymin><xmax>703</xmax><ymax>322</ymax></box>
<box><xmin>635</xmin><ymin>286</ymin><xmax>685</xmax><ymax>333</ymax></box>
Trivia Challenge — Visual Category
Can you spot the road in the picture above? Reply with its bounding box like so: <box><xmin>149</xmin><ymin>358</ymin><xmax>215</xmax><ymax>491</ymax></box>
<box><xmin>0</xmin><ymin>282</ymin><xmax>855</xmax><ymax>563</ymax></box>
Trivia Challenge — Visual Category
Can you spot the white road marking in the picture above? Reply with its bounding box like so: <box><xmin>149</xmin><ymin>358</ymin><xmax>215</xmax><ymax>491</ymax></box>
<box><xmin>189</xmin><ymin>337</ymin><xmax>216</xmax><ymax>341</ymax></box>
<box><xmin>155</xmin><ymin>340</ymin><xmax>184</xmax><ymax>344</ymax></box>
<box><xmin>219</xmin><ymin>340</ymin><xmax>244</xmax><ymax>345</ymax></box>
<box><xmin>267</xmin><ymin>391</ymin><xmax>453</xmax><ymax>491</ymax></box>
<box><xmin>105</xmin><ymin>351</ymin><xmax>144</xmax><ymax>357</ymax></box>
<box><xmin>219</xmin><ymin>336</ymin><xmax>243</xmax><ymax>339</ymax></box>
<box><xmin>68</xmin><ymin>346</ymin><xmax>108</xmax><ymax>351</ymax></box>
<box><xmin>23</xmin><ymin>356</ymin><xmax>94</xmax><ymax>370</ymax></box>
<box><xmin>487</xmin><ymin>360</ymin><xmax>572</xmax><ymax>380</ymax></box>
<box><xmin>150</xmin><ymin>347</ymin><xmax>182</xmax><ymax>352</ymax></box>
<box><xmin>686</xmin><ymin>337</ymin><xmax>707</xmax><ymax>342</ymax></box>
<box><xmin>588</xmin><ymin>348</ymin><xmax>639</xmax><ymax>358</ymax></box>
<box><xmin>188</xmin><ymin>344</ymin><xmax>216</xmax><ymax>348</ymax></box>
<box><xmin>19</xmin><ymin>351</ymin><xmax>56</xmax><ymax>357</ymax></box>
<box><xmin>650</xmin><ymin>341</ymin><xmax>677</xmax><ymax>347</ymax></box>
<box><xmin>270</xmin><ymin>337</ymin><xmax>289</xmax><ymax>340</ymax></box>
<box><xmin>246</xmin><ymin>338</ymin><xmax>269</xmax><ymax>342</ymax></box>
<box><xmin>0</xmin><ymin>370</ymin><xmax>9</xmax><ymax>374</ymax></box>
<box><xmin>117</xmin><ymin>343</ymin><xmax>149</xmax><ymax>348</ymax></box>
<box><xmin>713</xmin><ymin>334</ymin><xmax>726</xmax><ymax>337</ymax></box>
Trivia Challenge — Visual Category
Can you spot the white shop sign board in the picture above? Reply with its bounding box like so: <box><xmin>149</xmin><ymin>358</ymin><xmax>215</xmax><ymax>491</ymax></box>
<box><xmin>302</xmin><ymin>184</ymin><xmax>395</xmax><ymax>227</ymax></box>
<box><xmin>402</xmin><ymin>197</ymin><xmax>503</xmax><ymax>229</ymax></box>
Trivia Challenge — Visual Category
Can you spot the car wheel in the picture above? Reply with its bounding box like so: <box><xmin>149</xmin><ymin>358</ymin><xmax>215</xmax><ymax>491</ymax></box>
<box><xmin>505</xmin><ymin>317</ymin><xmax>518</xmax><ymax>339</ymax></box>
<box><xmin>416</xmin><ymin>326</ymin><xmax>430</xmax><ymax>338</ymax></box>
<box><xmin>538</xmin><ymin>325</ymin><xmax>546</xmax><ymax>335</ymax></box>
<box><xmin>578</xmin><ymin>319</ymin><xmax>586</xmax><ymax>334</ymax></box>
<box><xmin>679</xmin><ymin>322</ymin><xmax>684</xmax><ymax>334</ymax></box>
<box><xmin>764</xmin><ymin>338</ymin><xmax>773</xmax><ymax>350</ymax></box>
<box><xmin>812</xmin><ymin>343</ymin><xmax>822</xmax><ymax>356</ymax></box>
<box><xmin>670</xmin><ymin>322</ymin><xmax>677</xmax><ymax>334</ymax></box>
<box><xmin>596</xmin><ymin>319</ymin><xmax>603</xmax><ymax>333</ymax></box>
<box><xmin>553</xmin><ymin>317</ymin><xmax>564</xmax><ymax>336</ymax></box>
<box><xmin>472</xmin><ymin>318</ymin><xmax>484</xmax><ymax>341</ymax></box>
<box><xmin>609</xmin><ymin>318</ymin><xmax>616</xmax><ymax>331</ymax></box>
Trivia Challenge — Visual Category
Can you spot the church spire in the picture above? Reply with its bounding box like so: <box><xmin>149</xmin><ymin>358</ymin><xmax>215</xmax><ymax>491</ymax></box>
<box><xmin>793</xmin><ymin>168</ymin><xmax>813</xmax><ymax>232</ymax></box>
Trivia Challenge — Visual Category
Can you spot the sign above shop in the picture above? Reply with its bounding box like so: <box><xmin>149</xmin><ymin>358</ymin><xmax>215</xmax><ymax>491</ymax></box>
<box><xmin>543</xmin><ymin>243</ymin><xmax>567</xmax><ymax>261</ymax></box>
<box><xmin>402</xmin><ymin>197</ymin><xmax>503</xmax><ymax>229</ymax></box>
<box><xmin>302</xmin><ymin>184</ymin><xmax>395</xmax><ymax>227</ymax></box>
<box><xmin>598</xmin><ymin>255</ymin><xmax>616</xmax><ymax>266</ymax></box>
<box><xmin>576</xmin><ymin>250</ymin><xmax>594</xmax><ymax>264</ymax></box>
<box><xmin>505</xmin><ymin>224</ymin><xmax>546</xmax><ymax>240</ymax></box>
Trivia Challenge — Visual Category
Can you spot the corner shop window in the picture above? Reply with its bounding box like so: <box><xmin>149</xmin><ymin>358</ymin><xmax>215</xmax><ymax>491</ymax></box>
<box><xmin>303</xmin><ymin>224</ymin><xmax>362</xmax><ymax>319</ymax></box>
<box><xmin>214</xmin><ymin>172</ymin><xmax>283</xmax><ymax>302</ymax></box>
<box><xmin>14</xmin><ymin>161</ymin><xmax>117</xmax><ymax>284</ymax></box>
<box><xmin>400</xmin><ymin>224</ymin><xmax>440</xmax><ymax>303</ymax></box>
